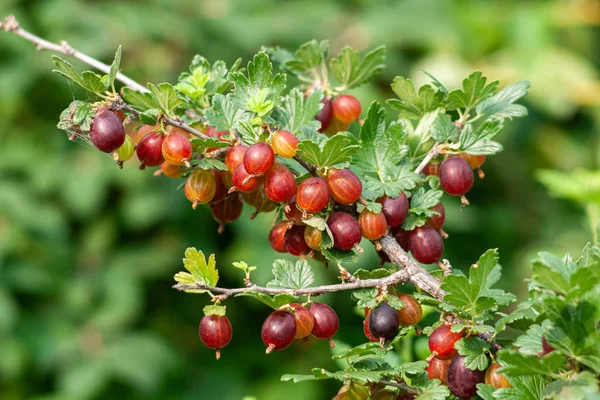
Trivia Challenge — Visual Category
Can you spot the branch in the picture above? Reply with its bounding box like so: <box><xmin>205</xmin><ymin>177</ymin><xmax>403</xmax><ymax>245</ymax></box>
<box><xmin>294</xmin><ymin>155</ymin><xmax>318</xmax><ymax>176</ymax></box>
<box><xmin>414</xmin><ymin>143</ymin><xmax>440</xmax><ymax>174</ymax></box>
<box><xmin>173</xmin><ymin>268</ymin><xmax>410</xmax><ymax>297</ymax></box>
<box><xmin>1</xmin><ymin>15</ymin><xmax>148</xmax><ymax>93</ymax></box>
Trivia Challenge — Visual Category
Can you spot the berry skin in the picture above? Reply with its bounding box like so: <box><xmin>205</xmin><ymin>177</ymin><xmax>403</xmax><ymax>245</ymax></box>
<box><xmin>243</xmin><ymin>142</ymin><xmax>275</xmax><ymax>175</ymax></box>
<box><xmin>310</xmin><ymin>302</ymin><xmax>339</xmax><ymax>347</ymax></box>
<box><xmin>363</xmin><ymin>311</ymin><xmax>379</xmax><ymax>342</ymax></box>
<box><xmin>316</xmin><ymin>96</ymin><xmax>333</xmax><ymax>131</ymax></box>
<box><xmin>392</xmin><ymin>227</ymin><xmax>410</xmax><ymax>251</ymax></box>
<box><xmin>378</xmin><ymin>194</ymin><xmax>409</xmax><ymax>228</ymax></box>
<box><xmin>541</xmin><ymin>336</ymin><xmax>554</xmax><ymax>355</ymax></box>
<box><xmin>423</xmin><ymin>162</ymin><xmax>440</xmax><ymax>177</ymax></box>
<box><xmin>204</xmin><ymin>126</ymin><xmax>229</xmax><ymax>151</ymax></box>
<box><xmin>90</xmin><ymin>109</ymin><xmax>125</xmax><ymax>153</ymax></box>
<box><xmin>264</xmin><ymin>163</ymin><xmax>297</xmax><ymax>203</ymax></box>
<box><xmin>211</xmin><ymin>170</ymin><xmax>227</xmax><ymax>204</ymax></box>
<box><xmin>368</xmin><ymin>302</ymin><xmax>399</xmax><ymax>341</ymax></box>
<box><xmin>372</xmin><ymin>390</ymin><xmax>398</xmax><ymax>400</ymax></box>
<box><xmin>272</xmin><ymin>130</ymin><xmax>299</xmax><ymax>158</ymax></box>
<box><xmin>447</xmin><ymin>356</ymin><xmax>486</xmax><ymax>399</ymax></box>
<box><xmin>397</xmin><ymin>394</ymin><xmax>416</xmax><ymax>400</ymax></box>
<box><xmin>269</xmin><ymin>221</ymin><xmax>289</xmax><ymax>253</ymax></box>
<box><xmin>162</xmin><ymin>133</ymin><xmax>193</xmax><ymax>167</ymax></box>
<box><xmin>296</xmin><ymin>177</ymin><xmax>331</xmax><ymax>213</ymax></box>
<box><xmin>284</xmin><ymin>225</ymin><xmax>310</xmax><ymax>256</ymax></box>
<box><xmin>184</xmin><ymin>169</ymin><xmax>216</xmax><ymax>208</ymax></box>
<box><xmin>327</xmin><ymin>169</ymin><xmax>362</xmax><ymax>205</ymax></box>
<box><xmin>332</xmin><ymin>95</ymin><xmax>362</xmax><ymax>124</ymax></box>
<box><xmin>137</xmin><ymin>131</ymin><xmax>165</xmax><ymax>169</ymax></box>
<box><xmin>459</xmin><ymin>153</ymin><xmax>486</xmax><ymax>169</ymax></box>
<box><xmin>262</xmin><ymin>310</ymin><xmax>297</xmax><ymax>354</ymax></box>
<box><xmin>358</xmin><ymin>210</ymin><xmax>388</xmax><ymax>241</ymax></box>
<box><xmin>157</xmin><ymin>161</ymin><xmax>184</xmax><ymax>179</ymax></box>
<box><xmin>243</xmin><ymin>185</ymin><xmax>276</xmax><ymax>215</ymax></box>
<box><xmin>225</xmin><ymin>145</ymin><xmax>248</xmax><ymax>173</ymax></box>
<box><xmin>426</xmin><ymin>203</ymin><xmax>446</xmax><ymax>230</ymax></box>
<box><xmin>290</xmin><ymin>303</ymin><xmax>315</xmax><ymax>339</ymax></box>
<box><xmin>284</xmin><ymin>197</ymin><xmax>305</xmax><ymax>226</ymax></box>
<box><xmin>327</xmin><ymin>212</ymin><xmax>362</xmax><ymax>251</ymax></box>
<box><xmin>115</xmin><ymin>134</ymin><xmax>135</xmax><ymax>167</ymax></box>
<box><xmin>232</xmin><ymin>163</ymin><xmax>263</xmax><ymax>193</ymax></box>
<box><xmin>485</xmin><ymin>362</ymin><xmax>511</xmax><ymax>389</ymax></box>
<box><xmin>303</xmin><ymin>225</ymin><xmax>323</xmax><ymax>251</ymax></box>
<box><xmin>427</xmin><ymin>356</ymin><xmax>451</xmax><ymax>385</ymax></box>
<box><xmin>210</xmin><ymin>195</ymin><xmax>243</xmax><ymax>234</ymax></box>
<box><xmin>428</xmin><ymin>325</ymin><xmax>465</xmax><ymax>360</ymax></box>
<box><xmin>396</xmin><ymin>293</ymin><xmax>423</xmax><ymax>326</ymax></box>
<box><xmin>199</xmin><ymin>314</ymin><xmax>233</xmax><ymax>360</ymax></box>
<box><xmin>408</xmin><ymin>226</ymin><xmax>444</xmax><ymax>264</ymax></box>
<box><xmin>439</xmin><ymin>156</ymin><xmax>474</xmax><ymax>198</ymax></box>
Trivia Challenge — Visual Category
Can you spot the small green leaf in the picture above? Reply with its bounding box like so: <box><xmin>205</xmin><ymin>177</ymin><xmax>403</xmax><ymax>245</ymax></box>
<box><xmin>455</xmin><ymin>337</ymin><xmax>491</xmax><ymax>371</ymax></box>
<box><xmin>122</xmin><ymin>87</ymin><xmax>160</xmax><ymax>110</ymax></box>
<box><xmin>173</xmin><ymin>248</ymin><xmax>219</xmax><ymax>293</ymax></box>
<box><xmin>475</xmin><ymin>81</ymin><xmax>530</xmax><ymax>119</ymax></box>
<box><xmin>456</xmin><ymin>117</ymin><xmax>504</xmax><ymax>155</ymax></box>
<box><xmin>203</xmin><ymin>304</ymin><xmax>226</xmax><ymax>316</ymax></box>
<box><xmin>415</xmin><ymin>379</ymin><xmax>451</xmax><ymax>400</ymax></box>
<box><xmin>52</xmin><ymin>56</ymin><xmax>85</xmax><ymax>88</ymax></box>
<box><xmin>138</xmin><ymin>109</ymin><xmax>161</xmax><ymax>125</ymax></box>
<box><xmin>297</xmin><ymin>133</ymin><xmax>359</xmax><ymax>169</ymax></box>
<box><xmin>430</xmin><ymin>113</ymin><xmax>459</xmax><ymax>143</ymax></box>
<box><xmin>81</xmin><ymin>71</ymin><xmax>108</xmax><ymax>94</ymax></box>
<box><xmin>351</xmin><ymin>289</ymin><xmax>378</xmax><ymax>310</ymax></box>
<box><xmin>497</xmin><ymin>350</ymin><xmax>566</xmax><ymax>376</ymax></box>
<box><xmin>387</xmin><ymin>77</ymin><xmax>444</xmax><ymax>120</ymax></box>
<box><xmin>283</xmin><ymin>40</ymin><xmax>328</xmax><ymax>80</ymax></box>
<box><xmin>272</xmin><ymin>88</ymin><xmax>323</xmax><ymax>134</ymax></box>
<box><xmin>330</xmin><ymin>45</ymin><xmax>386</xmax><ymax>90</ymax></box>
<box><xmin>321</xmin><ymin>247</ymin><xmax>358</xmax><ymax>266</ymax></box>
<box><xmin>147</xmin><ymin>82</ymin><xmax>187</xmax><ymax>116</ymax></box>
<box><xmin>204</xmin><ymin>93</ymin><xmax>251</xmax><ymax>132</ymax></box>
<box><xmin>267</xmin><ymin>259</ymin><xmax>314</xmax><ymax>289</ymax></box>
<box><xmin>108</xmin><ymin>45</ymin><xmax>122</xmax><ymax>90</ymax></box>
<box><xmin>190</xmin><ymin>158</ymin><xmax>228</xmax><ymax>171</ymax></box>
<box><xmin>446</xmin><ymin>71</ymin><xmax>498</xmax><ymax>111</ymax></box>
<box><xmin>387</xmin><ymin>295</ymin><xmax>405</xmax><ymax>311</ymax></box>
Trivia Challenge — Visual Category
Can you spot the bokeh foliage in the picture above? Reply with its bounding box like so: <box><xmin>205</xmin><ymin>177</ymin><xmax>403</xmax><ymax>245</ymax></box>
<box><xmin>0</xmin><ymin>0</ymin><xmax>598</xmax><ymax>399</ymax></box>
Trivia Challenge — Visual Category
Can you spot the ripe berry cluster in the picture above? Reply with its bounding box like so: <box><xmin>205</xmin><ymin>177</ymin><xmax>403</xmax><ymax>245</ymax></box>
<box><xmin>424</xmin><ymin>153</ymin><xmax>486</xmax><ymax>206</ymax></box>
<box><xmin>363</xmin><ymin>293</ymin><xmax>423</xmax><ymax>344</ymax></box>
<box><xmin>426</xmin><ymin>325</ymin><xmax>510</xmax><ymax>399</ymax></box>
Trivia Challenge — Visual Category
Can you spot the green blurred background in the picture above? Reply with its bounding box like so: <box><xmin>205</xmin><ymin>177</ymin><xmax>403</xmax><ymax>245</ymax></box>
<box><xmin>0</xmin><ymin>0</ymin><xmax>599</xmax><ymax>399</ymax></box>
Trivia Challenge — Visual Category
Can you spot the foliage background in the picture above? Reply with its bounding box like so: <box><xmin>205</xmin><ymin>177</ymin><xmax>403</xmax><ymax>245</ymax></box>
<box><xmin>0</xmin><ymin>0</ymin><xmax>598</xmax><ymax>399</ymax></box>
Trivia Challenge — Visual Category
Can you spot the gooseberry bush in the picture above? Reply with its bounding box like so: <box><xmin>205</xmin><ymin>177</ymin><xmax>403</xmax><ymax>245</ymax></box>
<box><xmin>4</xmin><ymin>15</ymin><xmax>600</xmax><ymax>400</ymax></box>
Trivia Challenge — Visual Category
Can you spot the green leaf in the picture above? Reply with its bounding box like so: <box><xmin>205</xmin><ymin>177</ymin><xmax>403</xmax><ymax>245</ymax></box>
<box><xmin>229</xmin><ymin>52</ymin><xmax>286</xmax><ymax>115</ymax></box>
<box><xmin>147</xmin><ymin>83</ymin><xmax>187</xmax><ymax>116</ymax></box>
<box><xmin>272</xmin><ymin>88</ymin><xmax>323</xmax><ymax>134</ymax></box>
<box><xmin>204</xmin><ymin>93</ymin><xmax>251</xmax><ymax>132</ymax></box>
<box><xmin>410</xmin><ymin>187</ymin><xmax>443</xmax><ymax>210</ymax></box>
<box><xmin>283</xmin><ymin>40</ymin><xmax>328</xmax><ymax>80</ymax></box>
<box><xmin>456</xmin><ymin>117</ymin><xmax>504</xmax><ymax>155</ymax></box>
<box><xmin>495</xmin><ymin>375</ymin><xmax>546</xmax><ymax>400</ymax></box>
<box><xmin>122</xmin><ymin>87</ymin><xmax>160</xmax><ymax>110</ymax></box>
<box><xmin>52</xmin><ymin>56</ymin><xmax>85</xmax><ymax>88</ymax></box>
<box><xmin>446</xmin><ymin>71</ymin><xmax>499</xmax><ymax>111</ymax></box>
<box><xmin>297</xmin><ymin>133</ymin><xmax>359</xmax><ymax>169</ymax></box>
<box><xmin>387</xmin><ymin>77</ymin><xmax>444</xmax><ymax>120</ymax></box>
<box><xmin>497</xmin><ymin>350</ymin><xmax>566</xmax><ymax>376</ymax></box>
<box><xmin>203</xmin><ymin>304</ymin><xmax>226</xmax><ymax>317</ymax></box>
<box><xmin>351</xmin><ymin>289</ymin><xmax>378</xmax><ymax>310</ymax></box>
<box><xmin>387</xmin><ymin>295</ymin><xmax>405</xmax><ymax>311</ymax></box>
<box><xmin>455</xmin><ymin>337</ymin><xmax>491</xmax><ymax>371</ymax></box>
<box><xmin>190</xmin><ymin>137</ymin><xmax>229</xmax><ymax>153</ymax></box>
<box><xmin>415</xmin><ymin>379</ymin><xmax>451</xmax><ymax>400</ymax></box>
<box><xmin>331</xmin><ymin>342</ymin><xmax>382</xmax><ymax>360</ymax></box>
<box><xmin>430</xmin><ymin>113</ymin><xmax>459</xmax><ymax>143</ymax></box>
<box><xmin>190</xmin><ymin>158</ymin><xmax>228</xmax><ymax>171</ymax></box>
<box><xmin>476</xmin><ymin>81</ymin><xmax>530</xmax><ymax>119</ymax></box>
<box><xmin>57</xmin><ymin>101</ymin><xmax>94</xmax><ymax>132</ymax></box>
<box><xmin>81</xmin><ymin>71</ymin><xmax>107</xmax><ymax>94</ymax></box>
<box><xmin>236</xmin><ymin>292</ymin><xmax>297</xmax><ymax>310</ymax></box>
<box><xmin>173</xmin><ymin>248</ymin><xmax>219</xmax><ymax>294</ymax></box>
<box><xmin>267</xmin><ymin>259</ymin><xmax>314</xmax><ymax>289</ymax></box>
<box><xmin>544</xmin><ymin>371</ymin><xmax>600</xmax><ymax>399</ymax></box>
<box><xmin>281</xmin><ymin>368</ymin><xmax>385</xmax><ymax>384</ymax></box>
<box><xmin>330</xmin><ymin>45</ymin><xmax>386</xmax><ymax>90</ymax></box>
<box><xmin>476</xmin><ymin>384</ymin><xmax>496</xmax><ymax>400</ymax></box>
<box><xmin>138</xmin><ymin>109</ymin><xmax>161</xmax><ymax>126</ymax></box>
<box><xmin>321</xmin><ymin>247</ymin><xmax>359</xmax><ymax>266</ymax></box>
<box><xmin>108</xmin><ymin>45</ymin><xmax>122</xmax><ymax>90</ymax></box>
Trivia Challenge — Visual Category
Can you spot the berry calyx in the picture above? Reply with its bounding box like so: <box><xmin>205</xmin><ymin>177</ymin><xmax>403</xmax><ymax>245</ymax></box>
<box><xmin>243</xmin><ymin>142</ymin><xmax>275</xmax><ymax>175</ymax></box>
<box><xmin>199</xmin><ymin>314</ymin><xmax>232</xmax><ymax>360</ymax></box>
<box><xmin>309</xmin><ymin>302</ymin><xmax>339</xmax><ymax>347</ymax></box>
<box><xmin>296</xmin><ymin>177</ymin><xmax>331</xmax><ymax>214</ymax></box>
<box><xmin>232</xmin><ymin>163</ymin><xmax>263</xmax><ymax>193</ymax></box>
<box><xmin>137</xmin><ymin>131</ymin><xmax>165</xmax><ymax>169</ymax></box>
<box><xmin>272</xmin><ymin>130</ymin><xmax>299</xmax><ymax>158</ymax></box>
<box><xmin>316</xmin><ymin>96</ymin><xmax>333</xmax><ymax>131</ymax></box>
<box><xmin>408</xmin><ymin>226</ymin><xmax>444</xmax><ymax>264</ymax></box>
<box><xmin>447</xmin><ymin>356</ymin><xmax>486</xmax><ymax>399</ymax></box>
<box><xmin>284</xmin><ymin>197</ymin><xmax>305</xmax><ymax>226</ymax></box>
<box><xmin>290</xmin><ymin>303</ymin><xmax>315</xmax><ymax>339</ymax></box>
<box><xmin>358</xmin><ymin>209</ymin><xmax>388</xmax><ymax>241</ymax></box>
<box><xmin>90</xmin><ymin>109</ymin><xmax>126</xmax><ymax>153</ymax></box>
<box><xmin>378</xmin><ymin>194</ymin><xmax>409</xmax><ymax>228</ymax></box>
<box><xmin>284</xmin><ymin>225</ymin><xmax>310</xmax><ymax>256</ymax></box>
<box><xmin>332</xmin><ymin>94</ymin><xmax>362</xmax><ymax>124</ymax></box>
<box><xmin>115</xmin><ymin>134</ymin><xmax>135</xmax><ymax>168</ymax></box>
<box><xmin>210</xmin><ymin>195</ymin><xmax>243</xmax><ymax>234</ymax></box>
<box><xmin>304</xmin><ymin>225</ymin><xmax>323</xmax><ymax>251</ymax></box>
<box><xmin>426</xmin><ymin>356</ymin><xmax>451</xmax><ymax>385</ymax></box>
<box><xmin>485</xmin><ymin>362</ymin><xmax>511</xmax><ymax>389</ymax></box>
<box><xmin>264</xmin><ymin>162</ymin><xmax>297</xmax><ymax>203</ymax></box>
<box><xmin>225</xmin><ymin>145</ymin><xmax>248</xmax><ymax>173</ymax></box>
<box><xmin>327</xmin><ymin>212</ymin><xmax>362</xmax><ymax>251</ymax></box>
<box><xmin>440</xmin><ymin>156</ymin><xmax>474</xmax><ymax>204</ymax></box>
<box><xmin>396</xmin><ymin>293</ymin><xmax>423</xmax><ymax>326</ymax></box>
<box><xmin>269</xmin><ymin>221</ymin><xmax>289</xmax><ymax>253</ymax></box>
<box><xmin>184</xmin><ymin>169</ymin><xmax>216</xmax><ymax>208</ymax></box>
<box><xmin>428</xmin><ymin>324</ymin><xmax>465</xmax><ymax>360</ymax></box>
<box><xmin>262</xmin><ymin>310</ymin><xmax>297</xmax><ymax>353</ymax></box>
<box><xmin>368</xmin><ymin>302</ymin><xmax>399</xmax><ymax>342</ymax></box>
<box><xmin>326</xmin><ymin>169</ymin><xmax>362</xmax><ymax>205</ymax></box>
<box><xmin>162</xmin><ymin>132</ymin><xmax>193</xmax><ymax>167</ymax></box>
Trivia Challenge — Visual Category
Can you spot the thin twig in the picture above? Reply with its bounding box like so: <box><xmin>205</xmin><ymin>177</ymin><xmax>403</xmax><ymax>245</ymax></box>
<box><xmin>379</xmin><ymin>380</ymin><xmax>418</xmax><ymax>394</ymax></box>
<box><xmin>1</xmin><ymin>15</ymin><xmax>148</xmax><ymax>93</ymax></box>
<box><xmin>294</xmin><ymin>155</ymin><xmax>319</xmax><ymax>176</ymax></box>
<box><xmin>414</xmin><ymin>143</ymin><xmax>440</xmax><ymax>174</ymax></box>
